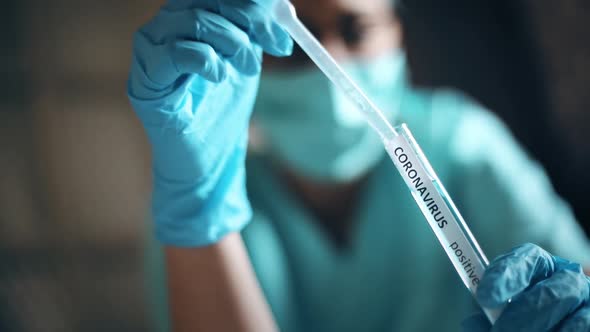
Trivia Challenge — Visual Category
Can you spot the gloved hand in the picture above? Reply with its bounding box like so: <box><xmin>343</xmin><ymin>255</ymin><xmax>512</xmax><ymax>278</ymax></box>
<box><xmin>462</xmin><ymin>243</ymin><xmax>590</xmax><ymax>331</ymax></box>
<box><xmin>128</xmin><ymin>0</ymin><xmax>293</xmax><ymax>246</ymax></box>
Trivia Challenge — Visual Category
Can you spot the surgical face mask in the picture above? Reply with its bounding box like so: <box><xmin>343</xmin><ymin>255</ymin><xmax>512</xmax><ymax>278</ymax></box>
<box><xmin>253</xmin><ymin>51</ymin><xmax>407</xmax><ymax>183</ymax></box>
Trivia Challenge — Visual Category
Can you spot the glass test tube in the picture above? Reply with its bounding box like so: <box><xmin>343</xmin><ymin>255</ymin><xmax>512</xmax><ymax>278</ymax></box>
<box><xmin>272</xmin><ymin>0</ymin><xmax>506</xmax><ymax>323</ymax></box>
<box><xmin>384</xmin><ymin>124</ymin><xmax>504</xmax><ymax>323</ymax></box>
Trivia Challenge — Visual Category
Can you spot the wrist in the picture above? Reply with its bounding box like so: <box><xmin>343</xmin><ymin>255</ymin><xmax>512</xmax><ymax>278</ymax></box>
<box><xmin>152</xmin><ymin>157</ymin><xmax>252</xmax><ymax>247</ymax></box>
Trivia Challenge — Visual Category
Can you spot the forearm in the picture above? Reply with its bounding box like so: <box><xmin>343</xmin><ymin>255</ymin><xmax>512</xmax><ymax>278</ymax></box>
<box><xmin>165</xmin><ymin>233</ymin><xmax>277</xmax><ymax>332</ymax></box>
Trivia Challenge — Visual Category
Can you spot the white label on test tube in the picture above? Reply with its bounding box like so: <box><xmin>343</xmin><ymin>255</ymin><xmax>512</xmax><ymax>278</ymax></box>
<box><xmin>385</xmin><ymin>133</ymin><xmax>485</xmax><ymax>292</ymax></box>
<box><xmin>385</xmin><ymin>125</ymin><xmax>504</xmax><ymax>323</ymax></box>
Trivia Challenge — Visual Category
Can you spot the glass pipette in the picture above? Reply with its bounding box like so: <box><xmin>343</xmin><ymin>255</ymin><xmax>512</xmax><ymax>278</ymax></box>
<box><xmin>271</xmin><ymin>0</ymin><xmax>506</xmax><ymax>323</ymax></box>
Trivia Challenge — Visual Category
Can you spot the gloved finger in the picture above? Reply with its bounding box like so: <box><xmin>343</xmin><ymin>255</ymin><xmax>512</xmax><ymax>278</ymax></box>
<box><xmin>461</xmin><ymin>312</ymin><xmax>490</xmax><ymax>332</ymax></box>
<box><xmin>164</xmin><ymin>0</ymin><xmax>293</xmax><ymax>56</ymax></box>
<box><xmin>143</xmin><ymin>9</ymin><xmax>261</xmax><ymax>75</ymax></box>
<box><xmin>221</xmin><ymin>0</ymin><xmax>293</xmax><ymax>57</ymax></box>
<box><xmin>556</xmin><ymin>304</ymin><xmax>590</xmax><ymax>332</ymax></box>
<box><xmin>131</xmin><ymin>30</ymin><xmax>185</xmax><ymax>86</ymax></box>
<box><xmin>191</xmin><ymin>9</ymin><xmax>261</xmax><ymax>75</ymax></box>
<box><xmin>490</xmin><ymin>269</ymin><xmax>589</xmax><ymax>332</ymax></box>
<box><xmin>170</xmin><ymin>40</ymin><xmax>227</xmax><ymax>82</ymax></box>
<box><xmin>476</xmin><ymin>243</ymin><xmax>556</xmax><ymax>308</ymax></box>
<box><xmin>132</xmin><ymin>29</ymin><xmax>225</xmax><ymax>84</ymax></box>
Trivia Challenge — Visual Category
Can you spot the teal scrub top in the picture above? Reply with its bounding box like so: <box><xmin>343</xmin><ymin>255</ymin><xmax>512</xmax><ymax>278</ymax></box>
<box><xmin>145</xmin><ymin>85</ymin><xmax>590</xmax><ymax>332</ymax></box>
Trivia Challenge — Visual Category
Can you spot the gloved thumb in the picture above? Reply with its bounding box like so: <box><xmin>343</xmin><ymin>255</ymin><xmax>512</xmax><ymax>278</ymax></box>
<box><xmin>476</xmin><ymin>243</ymin><xmax>555</xmax><ymax>308</ymax></box>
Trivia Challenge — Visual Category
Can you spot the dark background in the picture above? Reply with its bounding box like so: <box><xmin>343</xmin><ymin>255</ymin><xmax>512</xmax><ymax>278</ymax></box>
<box><xmin>400</xmin><ymin>0</ymin><xmax>590</xmax><ymax>229</ymax></box>
<box><xmin>1</xmin><ymin>0</ymin><xmax>589</xmax><ymax>330</ymax></box>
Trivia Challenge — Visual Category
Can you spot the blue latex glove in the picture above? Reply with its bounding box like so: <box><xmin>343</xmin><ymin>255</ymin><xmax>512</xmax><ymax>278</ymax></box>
<box><xmin>462</xmin><ymin>243</ymin><xmax>590</xmax><ymax>331</ymax></box>
<box><xmin>128</xmin><ymin>0</ymin><xmax>293</xmax><ymax>246</ymax></box>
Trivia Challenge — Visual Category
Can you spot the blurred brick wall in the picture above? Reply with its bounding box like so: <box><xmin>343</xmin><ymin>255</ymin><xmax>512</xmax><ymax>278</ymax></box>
<box><xmin>2</xmin><ymin>0</ymin><xmax>163</xmax><ymax>331</ymax></box>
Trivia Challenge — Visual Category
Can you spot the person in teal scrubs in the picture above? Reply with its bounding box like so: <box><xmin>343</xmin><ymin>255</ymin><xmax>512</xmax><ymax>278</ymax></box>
<box><xmin>130</xmin><ymin>0</ymin><xmax>590</xmax><ymax>330</ymax></box>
